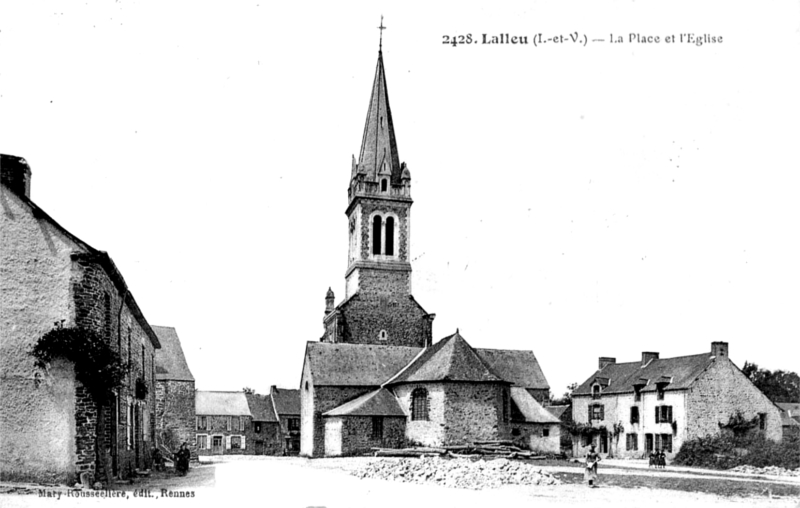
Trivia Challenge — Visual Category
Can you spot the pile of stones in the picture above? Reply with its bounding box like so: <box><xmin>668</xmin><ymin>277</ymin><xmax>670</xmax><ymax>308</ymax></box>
<box><xmin>351</xmin><ymin>456</ymin><xmax>562</xmax><ymax>490</ymax></box>
<box><xmin>729</xmin><ymin>464</ymin><xmax>800</xmax><ymax>477</ymax></box>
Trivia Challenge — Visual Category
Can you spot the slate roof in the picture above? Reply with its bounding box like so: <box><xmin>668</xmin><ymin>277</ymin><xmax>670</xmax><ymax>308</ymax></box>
<box><xmin>152</xmin><ymin>326</ymin><xmax>194</xmax><ymax>382</ymax></box>
<box><xmin>271</xmin><ymin>388</ymin><xmax>300</xmax><ymax>416</ymax></box>
<box><xmin>386</xmin><ymin>332</ymin><xmax>505</xmax><ymax>385</ymax></box>
<box><xmin>245</xmin><ymin>393</ymin><xmax>277</xmax><ymax>423</ymax></box>
<box><xmin>358</xmin><ymin>50</ymin><xmax>402</xmax><ymax>183</ymax></box>
<box><xmin>545</xmin><ymin>405</ymin><xmax>570</xmax><ymax>420</ymax></box>
<box><xmin>573</xmin><ymin>353</ymin><xmax>715</xmax><ymax>396</ymax></box>
<box><xmin>323</xmin><ymin>388</ymin><xmax>406</xmax><ymax>417</ymax></box>
<box><xmin>305</xmin><ymin>342</ymin><xmax>422</xmax><ymax>386</ymax></box>
<box><xmin>196</xmin><ymin>391</ymin><xmax>251</xmax><ymax>416</ymax></box>
<box><xmin>782</xmin><ymin>414</ymin><xmax>800</xmax><ymax>428</ymax></box>
<box><xmin>510</xmin><ymin>387</ymin><xmax>561</xmax><ymax>424</ymax></box>
<box><xmin>475</xmin><ymin>348</ymin><xmax>550</xmax><ymax>389</ymax></box>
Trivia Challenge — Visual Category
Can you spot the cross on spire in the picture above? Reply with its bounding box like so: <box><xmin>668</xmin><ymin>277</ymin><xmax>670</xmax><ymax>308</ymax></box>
<box><xmin>378</xmin><ymin>15</ymin><xmax>386</xmax><ymax>50</ymax></box>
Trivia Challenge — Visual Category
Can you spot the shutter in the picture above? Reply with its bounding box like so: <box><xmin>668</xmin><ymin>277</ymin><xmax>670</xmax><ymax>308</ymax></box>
<box><xmin>667</xmin><ymin>406</ymin><xmax>673</xmax><ymax>423</ymax></box>
<box><xmin>588</xmin><ymin>405</ymin><xmax>592</xmax><ymax>421</ymax></box>
<box><xmin>600</xmin><ymin>405</ymin><xmax>604</xmax><ymax>421</ymax></box>
<box><xmin>241</xmin><ymin>435</ymin><xmax>246</xmax><ymax>450</ymax></box>
<box><xmin>655</xmin><ymin>406</ymin><xmax>660</xmax><ymax>423</ymax></box>
<box><xmin>207</xmin><ymin>436</ymin><xmax>212</xmax><ymax>450</ymax></box>
<box><xmin>225</xmin><ymin>435</ymin><xmax>231</xmax><ymax>449</ymax></box>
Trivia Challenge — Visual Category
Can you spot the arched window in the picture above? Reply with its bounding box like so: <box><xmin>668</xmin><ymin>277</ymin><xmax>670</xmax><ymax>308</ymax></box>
<box><xmin>385</xmin><ymin>217</ymin><xmax>394</xmax><ymax>256</ymax></box>
<box><xmin>381</xmin><ymin>179</ymin><xmax>388</xmax><ymax>192</ymax></box>
<box><xmin>372</xmin><ymin>215</ymin><xmax>382</xmax><ymax>255</ymax></box>
<box><xmin>378</xmin><ymin>330</ymin><xmax>387</xmax><ymax>341</ymax></box>
<box><xmin>411</xmin><ymin>388</ymin><xmax>429</xmax><ymax>421</ymax></box>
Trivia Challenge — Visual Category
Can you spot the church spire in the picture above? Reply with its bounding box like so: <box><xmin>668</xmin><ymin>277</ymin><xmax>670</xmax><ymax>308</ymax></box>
<box><xmin>357</xmin><ymin>49</ymin><xmax>401</xmax><ymax>183</ymax></box>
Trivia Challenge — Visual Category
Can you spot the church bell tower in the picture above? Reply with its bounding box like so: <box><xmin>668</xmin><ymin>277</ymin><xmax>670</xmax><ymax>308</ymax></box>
<box><xmin>322</xmin><ymin>45</ymin><xmax>434</xmax><ymax>348</ymax></box>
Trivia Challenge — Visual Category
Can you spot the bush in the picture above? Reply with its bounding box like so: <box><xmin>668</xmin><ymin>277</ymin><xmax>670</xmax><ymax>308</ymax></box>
<box><xmin>674</xmin><ymin>432</ymin><xmax>800</xmax><ymax>470</ymax></box>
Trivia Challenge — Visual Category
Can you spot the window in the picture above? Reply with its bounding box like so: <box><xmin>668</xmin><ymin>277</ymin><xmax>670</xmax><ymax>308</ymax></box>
<box><xmin>581</xmin><ymin>433</ymin><xmax>592</xmax><ymax>447</ymax></box>
<box><xmin>634</xmin><ymin>386</ymin><xmax>642</xmax><ymax>402</ymax></box>
<box><xmin>231</xmin><ymin>436</ymin><xmax>241</xmax><ymax>449</ymax></box>
<box><xmin>197</xmin><ymin>435</ymin><xmax>207</xmax><ymax>449</ymax></box>
<box><xmin>372</xmin><ymin>216</ymin><xmax>382</xmax><ymax>255</ymax></box>
<box><xmin>657</xmin><ymin>387</ymin><xmax>665</xmax><ymax>400</ymax></box>
<box><xmin>371</xmin><ymin>417</ymin><xmax>383</xmax><ymax>440</ymax></box>
<box><xmin>511</xmin><ymin>428</ymin><xmax>521</xmax><ymax>437</ymax></box>
<box><xmin>385</xmin><ymin>217</ymin><xmax>394</xmax><ymax>255</ymax></box>
<box><xmin>630</xmin><ymin>407</ymin><xmax>640</xmax><ymax>425</ymax></box>
<box><xmin>378</xmin><ymin>330</ymin><xmax>387</xmax><ymax>341</ymax></box>
<box><xmin>626</xmin><ymin>433</ymin><xmax>639</xmax><ymax>451</ymax></box>
<box><xmin>542</xmin><ymin>428</ymin><xmax>550</xmax><ymax>437</ymax></box>
<box><xmin>255</xmin><ymin>423</ymin><xmax>261</xmax><ymax>434</ymax></box>
<box><xmin>655</xmin><ymin>406</ymin><xmax>673</xmax><ymax>424</ymax></box>
<box><xmin>232</xmin><ymin>417</ymin><xmax>240</xmax><ymax>432</ymax></box>
<box><xmin>589</xmin><ymin>404</ymin><xmax>604</xmax><ymax>421</ymax></box>
<box><xmin>411</xmin><ymin>388</ymin><xmax>429</xmax><ymax>421</ymax></box>
<box><xmin>758</xmin><ymin>413</ymin><xmax>766</xmax><ymax>430</ymax></box>
<box><xmin>288</xmin><ymin>418</ymin><xmax>300</xmax><ymax>432</ymax></box>
<box><xmin>305</xmin><ymin>381</ymin><xmax>309</xmax><ymax>391</ymax></box>
<box><xmin>592</xmin><ymin>385</ymin><xmax>601</xmax><ymax>400</ymax></box>
<box><xmin>197</xmin><ymin>416</ymin><xmax>207</xmax><ymax>430</ymax></box>
<box><xmin>381</xmin><ymin>178</ymin><xmax>388</xmax><ymax>192</ymax></box>
<box><xmin>659</xmin><ymin>433</ymin><xmax>673</xmax><ymax>453</ymax></box>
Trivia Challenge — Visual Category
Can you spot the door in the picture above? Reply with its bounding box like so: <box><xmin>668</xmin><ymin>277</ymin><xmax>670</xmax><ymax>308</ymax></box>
<box><xmin>212</xmin><ymin>436</ymin><xmax>224</xmax><ymax>455</ymax></box>
<box><xmin>645</xmin><ymin>433</ymin><xmax>654</xmax><ymax>452</ymax></box>
<box><xmin>255</xmin><ymin>440</ymin><xmax>264</xmax><ymax>455</ymax></box>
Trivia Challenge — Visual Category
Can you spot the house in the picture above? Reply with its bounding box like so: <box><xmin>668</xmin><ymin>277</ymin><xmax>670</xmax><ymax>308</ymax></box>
<box><xmin>777</xmin><ymin>402</ymin><xmax>800</xmax><ymax>439</ymax></box>
<box><xmin>299</xmin><ymin>47</ymin><xmax>557</xmax><ymax>457</ymax></box>
<box><xmin>152</xmin><ymin>326</ymin><xmax>196</xmax><ymax>457</ymax></box>
<box><xmin>1</xmin><ymin>155</ymin><xmax>161</xmax><ymax>484</ymax></box>
<box><xmin>245</xmin><ymin>392</ymin><xmax>282</xmax><ymax>455</ymax></box>
<box><xmin>194</xmin><ymin>391</ymin><xmax>252</xmax><ymax>455</ymax></box>
<box><xmin>545</xmin><ymin>404</ymin><xmax>574</xmax><ymax>453</ymax></box>
<box><xmin>571</xmin><ymin>342</ymin><xmax>783</xmax><ymax>460</ymax></box>
<box><xmin>269</xmin><ymin>386</ymin><xmax>300</xmax><ymax>455</ymax></box>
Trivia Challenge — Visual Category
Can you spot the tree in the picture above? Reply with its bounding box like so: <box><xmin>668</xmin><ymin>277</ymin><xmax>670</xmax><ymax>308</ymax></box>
<box><xmin>242</xmin><ymin>387</ymin><xmax>255</xmax><ymax>395</ymax></box>
<box><xmin>742</xmin><ymin>361</ymin><xmax>800</xmax><ymax>403</ymax></box>
<box><xmin>550</xmin><ymin>382</ymin><xmax>578</xmax><ymax>406</ymax></box>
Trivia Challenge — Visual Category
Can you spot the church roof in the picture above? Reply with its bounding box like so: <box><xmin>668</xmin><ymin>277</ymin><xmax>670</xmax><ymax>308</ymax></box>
<box><xmin>196</xmin><ymin>391</ymin><xmax>252</xmax><ymax>417</ymax></box>
<box><xmin>152</xmin><ymin>326</ymin><xmax>194</xmax><ymax>382</ymax></box>
<box><xmin>271</xmin><ymin>387</ymin><xmax>300</xmax><ymax>416</ymax></box>
<box><xmin>475</xmin><ymin>348</ymin><xmax>550</xmax><ymax>390</ymax></box>
<box><xmin>323</xmin><ymin>388</ymin><xmax>406</xmax><ymax>417</ymax></box>
<box><xmin>358</xmin><ymin>50</ymin><xmax>402</xmax><ymax>183</ymax></box>
<box><xmin>305</xmin><ymin>342</ymin><xmax>422</xmax><ymax>386</ymax></box>
<box><xmin>386</xmin><ymin>331</ymin><xmax>506</xmax><ymax>385</ymax></box>
<box><xmin>245</xmin><ymin>392</ymin><xmax>277</xmax><ymax>423</ymax></box>
<box><xmin>573</xmin><ymin>353</ymin><xmax>715</xmax><ymax>396</ymax></box>
<box><xmin>510</xmin><ymin>387</ymin><xmax>561</xmax><ymax>424</ymax></box>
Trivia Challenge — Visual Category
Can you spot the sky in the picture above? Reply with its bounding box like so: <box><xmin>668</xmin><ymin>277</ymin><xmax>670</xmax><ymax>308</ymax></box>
<box><xmin>1</xmin><ymin>1</ymin><xmax>799</xmax><ymax>398</ymax></box>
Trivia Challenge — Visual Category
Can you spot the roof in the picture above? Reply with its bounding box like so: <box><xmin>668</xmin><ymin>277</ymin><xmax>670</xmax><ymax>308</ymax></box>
<box><xmin>245</xmin><ymin>393</ymin><xmax>277</xmax><ymax>422</ymax></box>
<box><xmin>387</xmin><ymin>332</ymin><xmax>504</xmax><ymax>385</ymax></box>
<box><xmin>357</xmin><ymin>50</ymin><xmax>402</xmax><ymax>183</ymax></box>
<box><xmin>574</xmin><ymin>353</ymin><xmax>715</xmax><ymax>396</ymax></box>
<box><xmin>271</xmin><ymin>387</ymin><xmax>300</xmax><ymax>416</ymax></box>
<box><xmin>545</xmin><ymin>405</ymin><xmax>570</xmax><ymax>419</ymax></box>
<box><xmin>782</xmin><ymin>414</ymin><xmax>800</xmax><ymax>427</ymax></box>
<box><xmin>777</xmin><ymin>402</ymin><xmax>800</xmax><ymax>416</ymax></box>
<box><xmin>324</xmin><ymin>388</ymin><xmax>406</xmax><ymax>417</ymax></box>
<box><xmin>152</xmin><ymin>326</ymin><xmax>194</xmax><ymax>382</ymax></box>
<box><xmin>475</xmin><ymin>348</ymin><xmax>550</xmax><ymax>389</ymax></box>
<box><xmin>510</xmin><ymin>387</ymin><xmax>561</xmax><ymax>424</ymax></box>
<box><xmin>195</xmin><ymin>391</ymin><xmax>252</xmax><ymax>417</ymax></box>
<box><xmin>305</xmin><ymin>342</ymin><xmax>422</xmax><ymax>386</ymax></box>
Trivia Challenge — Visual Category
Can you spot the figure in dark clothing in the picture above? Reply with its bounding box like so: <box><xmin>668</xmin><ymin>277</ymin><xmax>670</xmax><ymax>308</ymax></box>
<box><xmin>174</xmin><ymin>443</ymin><xmax>190</xmax><ymax>476</ymax></box>
<box><xmin>648</xmin><ymin>451</ymin><xmax>656</xmax><ymax>468</ymax></box>
<box><xmin>658</xmin><ymin>450</ymin><xmax>666</xmax><ymax>469</ymax></box>
<box><xmin>152</xmin><ymin>447</ymin><xmax>164</xmax><ymax>472</ymax></box>
<box><xmin>584</xmin><ymin>444</ymin><xmax>601</xmax><ymax>487</ymax></box>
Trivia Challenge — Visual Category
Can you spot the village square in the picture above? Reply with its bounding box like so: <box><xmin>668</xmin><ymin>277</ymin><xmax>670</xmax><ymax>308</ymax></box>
<box><xmin>2</xmin><ymin>4</ymin><xmax>800</xmax><ymax>507</ymax></box>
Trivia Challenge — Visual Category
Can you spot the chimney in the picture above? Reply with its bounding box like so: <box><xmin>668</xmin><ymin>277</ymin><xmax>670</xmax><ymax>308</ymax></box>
<box><xmin>325</xmin><ymin>287</ymin><xmax>335</xmax><ymax>314</ymax></box>
<box><xmin>711</xmin><ymin>341</ymin><xmax>729</xmax><ymax>358</ymax></box>
<box><xmin>1</xmin><ymin>154</ymin><xmax>32</xmax><ymax>199</ymax></box>
<box><xmin>270</xmin><ymin>385</ymin><xmax>277</xmax><ymax>395</ymax></box>
<box><xmin>599</xmin><ymin>357</ymin><xmax>616</xmax><ymax>370</ymax></box>
<box><xmin>641</xmin><ymin>352</ymin><xmax>659</xmax><ymax>366</ymax></box>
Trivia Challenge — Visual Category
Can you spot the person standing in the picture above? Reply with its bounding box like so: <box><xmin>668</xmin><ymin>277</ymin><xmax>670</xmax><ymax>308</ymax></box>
<box><xmin>585</xmin><ymin>444</ymin><xmax>601</xmax><ymax>487</ymax></box>
<box><xmin>175</xmin><ymin>442</ymin><xmax>191</xmax><ymax>476</ymax></box>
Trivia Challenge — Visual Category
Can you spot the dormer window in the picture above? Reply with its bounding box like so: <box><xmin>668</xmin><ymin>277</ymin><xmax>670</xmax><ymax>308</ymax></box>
<box><xmin>634</xmin><ymin>385</ymin><xmax>642</xmax><ymax>402</ymax></box>
<box><xmin>592</xmin><ymin>385</ymin><xmax>601</xmax><ymax>399</ymax></box>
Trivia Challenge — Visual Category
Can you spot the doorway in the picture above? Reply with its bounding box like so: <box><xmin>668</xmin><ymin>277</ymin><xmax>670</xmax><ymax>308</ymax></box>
<box><xmin>212</xmin><ymin>436</ymin><xmax>224</xmax><ymax>455</ymax></box>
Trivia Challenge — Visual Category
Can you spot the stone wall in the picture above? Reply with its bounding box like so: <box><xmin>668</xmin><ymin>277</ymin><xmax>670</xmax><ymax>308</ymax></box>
<box><xmin>302</xmin><ymin>380</ymin><xmax>371</xmax><ymax>457</ymax></box>
<box><xmin>325</xmin><ymin>416</ymin><xmax>405</xmax><ymax>456</ymax></box>
<box><xmin>194</xmin><ymin>415</ymin><xmax>252</xmax><ymax>455</ymax></box>
<box><xmin>510</xmin><ymin>422</ymin><xmax>560</xmax><ymax>454</ymax></box>
<box><xmin>0</xmin><ymin>186</ymin><xmax>79</xmax><ymax>483</ymax></box>
<box><xmin>155</xmin><ymin>379</ymin><xmax>195</xmax><ymax>457</ymax></box>
<box><xmin>686</xmin><ymin>358</ymin><xmax>782</xmax><ymax>442</ymax></box>
<box><xmin>250</xmin><ymin>421</ymin><xmax>282</xmax><ymax>455</ymax></box>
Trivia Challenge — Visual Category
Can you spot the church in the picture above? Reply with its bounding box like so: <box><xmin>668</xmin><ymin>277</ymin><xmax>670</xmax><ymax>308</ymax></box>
<box><xmin>299</xmin><ymin>45</ymin><xmax>560</xmax><ymax>457</ymax></box>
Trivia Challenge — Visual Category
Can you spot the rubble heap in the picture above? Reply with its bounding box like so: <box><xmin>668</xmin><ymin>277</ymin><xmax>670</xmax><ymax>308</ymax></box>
<box><xmin>729</xmin><ymin>465</ymin><xmax>800</xmax><ymax>477</ymax></box>
<box><xmin>351</xmin><ymin>456</ymin><xmax>562</xmax><ymax>490</ymax></box>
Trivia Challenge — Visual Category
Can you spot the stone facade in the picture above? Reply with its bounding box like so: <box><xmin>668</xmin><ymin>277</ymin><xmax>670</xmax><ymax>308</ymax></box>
<box><xmin>250</xmin><ymin>421</ymin><xmax>282</xmax><ymax>455</ymax></box>
<box><xmin>155</xmin><ymin>380</ymin><xmax>196</xmax><ymax>455</ymax></box>
<box><xmin>324</xmin><ymin>416</ymin><xmax>405</xmax><ymax>456</ymax></box>
<box><xmin>509</xmin><ymin>422</ymin><xmax>561</xmax><ymax>454</ymax></box>
<box><xmin>1</xmin><ymin>160</ymin><xmax>159</xmax><ymax>484</ymax></box>
<box><xmin>302</xmin><ymin>379</ymin><xmax>369</xmax><ymax>457</ymax></box>
<box><xmin>194</xmin><ymin>415</ymin><xmax>252</xmax><ymax>455</ymax></box>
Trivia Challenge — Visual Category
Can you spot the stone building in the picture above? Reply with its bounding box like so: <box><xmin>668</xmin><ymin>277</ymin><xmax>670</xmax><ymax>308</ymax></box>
<box><xmin>194</xmin><ymin>391</ymin><xmax>252</xmax><ymax>455</ymax></box>
<box><xmin>245</xmin><ymin>392</ymin><xmax>282</xmax><ymax>455</ymax></box>
<box><xmin>269</xmin><ymin>386</ymin><xmax>300</xmax><ymax>455</ymax></box>
<box><xmin>1</xmin><ymin>154</ymin><xmax>161</xmax><ymax>483</ymax></box>
<box><xmin>152</xmin><ymin>326</ymin><xmax>195</xmax><ymax>456</ymax></box>
<box><xmin>571</xmin><ymin>342</ymin><xmax>783</xmax><ymax>460</ymax></box>
<box><xmin>299</xmin><ymin>49</ymin><xmax>557</xmax><ymax>457</ymax></box>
